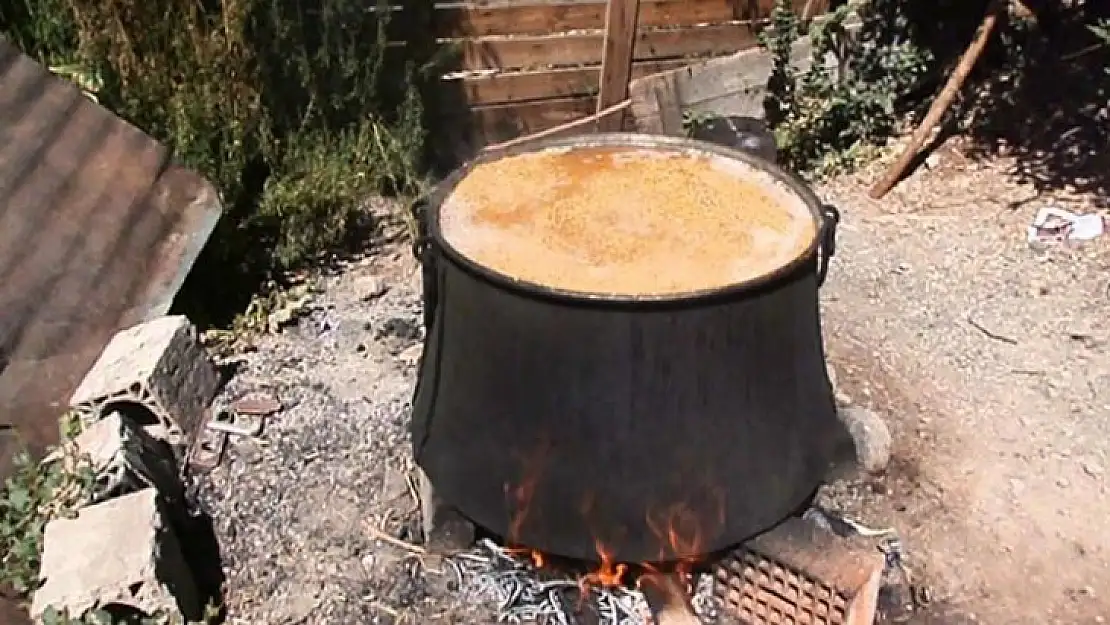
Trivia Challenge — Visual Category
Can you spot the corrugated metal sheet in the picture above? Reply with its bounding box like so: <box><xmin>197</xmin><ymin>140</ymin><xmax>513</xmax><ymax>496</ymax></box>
<box><xmin>0</xmin><ymin>39</ymin><xmax>223</xmax><ymax>482</ymax></box>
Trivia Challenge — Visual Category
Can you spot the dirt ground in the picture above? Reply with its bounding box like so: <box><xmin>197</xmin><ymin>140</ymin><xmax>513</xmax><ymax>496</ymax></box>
<box><xmin>815</xmin><ymin>144</ymin><xmax>1110</xmax><ymax>625</ymax></box>
<box><xmin>197</xmin><ymin>145</ymin><xmax>1110</xmax><ymax>625</ymax></box>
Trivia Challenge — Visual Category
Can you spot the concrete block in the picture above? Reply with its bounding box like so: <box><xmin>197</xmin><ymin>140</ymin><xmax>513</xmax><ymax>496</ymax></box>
<box><xmin>70</xmin><ymin>412</ymin><xmax>185</xmax><ymax>508</ymax></box>
<box><xmin>69</xmin><ymin>316</ymin><xmax>218</xmax><ymax>451</ymax></box>
<box><xmin>31</xmin><ymin>489</ymin><xmax>201</xmax><ymax>621</ymax></box>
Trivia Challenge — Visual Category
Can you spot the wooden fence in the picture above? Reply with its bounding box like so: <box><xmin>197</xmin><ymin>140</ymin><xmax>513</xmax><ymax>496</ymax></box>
<box><xmin>405</xmin><ymin>0</ymin><xmax>827</xmax><ymax>155</ymax></box>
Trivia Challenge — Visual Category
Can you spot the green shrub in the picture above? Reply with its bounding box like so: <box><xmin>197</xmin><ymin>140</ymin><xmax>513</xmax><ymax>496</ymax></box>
<box><xmin>1</xmin><ymin>0</ymin><xmax>427</xmax><ymax>326</ymax></box>
<box><xmin>759</xmin><ymin>0</ymin><xmax>932</xmax><ymax>177</ymax></box>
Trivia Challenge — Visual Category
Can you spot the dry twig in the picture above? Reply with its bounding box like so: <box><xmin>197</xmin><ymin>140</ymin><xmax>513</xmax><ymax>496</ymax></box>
<box><xmin>364</xmin><ymin>521</ymin><xmax>427</xmax><ymax>555</ymax></box>
<box><xmin>967</xmin><ymin>312</ymin><xmax>1019</xmax><ymax>345</ymax></box>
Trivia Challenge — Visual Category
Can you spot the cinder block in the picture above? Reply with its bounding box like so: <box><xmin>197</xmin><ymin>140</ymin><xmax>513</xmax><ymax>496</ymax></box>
<box><xmin>714</xmin><ymin>517</ymin><xmax>885</xmax><ymax>625</ymax></box>
<box><xmin>69</xmin><ymin>316</ymin><xmax>218</xmax><ymax>450</ymax></box>
<box><xmin>31</xmin><ymin>488</ymin><xmax>201</xmax><ymax>621</ymax></box>
<box><xmin>68</xmin><ymin>412</ymin><xmax>185</xmax><ymax>508</ymax></box>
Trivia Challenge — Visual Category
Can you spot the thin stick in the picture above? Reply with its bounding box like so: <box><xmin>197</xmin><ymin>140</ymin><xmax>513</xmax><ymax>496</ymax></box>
<box><xmin>967</xmin><ymin>312</ymin><xmax>1018</xmax><ymax>345</ymax></box>
<box><xmin>868</xmin><ymin>1</ymin><xmax>1005</xmax><ymax>200</ymax></box>
<box><xmin>365</xmin><ymin>522</ymin><xmax>427</xmax><ymax>555</ymax></box>
<box><xmin>480</xmin><ymin>99</ymin><xmax>633</xmax><ymax>154</ymax></box>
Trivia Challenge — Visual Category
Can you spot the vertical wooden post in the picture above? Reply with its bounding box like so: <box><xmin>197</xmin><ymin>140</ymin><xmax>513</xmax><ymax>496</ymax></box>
<box><xmin>595</xmin><ymin>0</ymin><xmax>641</xmax><ymax>132</ymax></box>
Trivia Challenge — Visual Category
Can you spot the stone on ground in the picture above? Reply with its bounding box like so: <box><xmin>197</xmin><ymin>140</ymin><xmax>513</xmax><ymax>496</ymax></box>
<box><xmin>838</xmin><ymin>405</ymin><xmax>892</xmax><ymax>474</ymax></box>
<box><xmin>31</xmin><ymin>488</ymin><xmax>200</xmax><ymax>622</ymax></box>
<box><xmin>69</xmin><ymin>315</ymin><xmax>218</xmax><ymax>452</ymax></box>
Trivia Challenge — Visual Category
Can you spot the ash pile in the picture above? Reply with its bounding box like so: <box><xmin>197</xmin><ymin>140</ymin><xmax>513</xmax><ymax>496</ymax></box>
<box><xmin>415</xmin><ymin>504</ymin><xmax>917</xmax><ymax>625</ymax></box>
<box><xmin>451</xmin><ymin>538</ymin><xmax>722</xmax><ymax>625</ymax></box>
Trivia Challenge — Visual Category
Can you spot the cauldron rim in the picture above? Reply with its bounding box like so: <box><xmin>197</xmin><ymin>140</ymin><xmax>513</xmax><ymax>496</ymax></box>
<box><xmin>423</xmin><ymin>132</ymin><xmax>826</xmax><ymax>306</ymax></box>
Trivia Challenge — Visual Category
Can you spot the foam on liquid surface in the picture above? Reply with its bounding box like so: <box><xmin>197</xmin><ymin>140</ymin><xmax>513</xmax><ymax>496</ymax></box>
<box><xmin>438</xmin><ymin>146</ymin><xmax>817</xmax><ymax>296</ymax></box>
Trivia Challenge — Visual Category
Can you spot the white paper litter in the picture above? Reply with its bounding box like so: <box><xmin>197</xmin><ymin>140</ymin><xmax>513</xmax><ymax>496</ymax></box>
<box><xmin>1027</xmin><ymin>206</ymin><xmax>1106</xmax><ymax>244</ymax></box>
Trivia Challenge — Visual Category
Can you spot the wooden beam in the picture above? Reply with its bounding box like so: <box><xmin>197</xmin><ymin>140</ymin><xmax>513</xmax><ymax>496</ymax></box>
<box><xmin>451</xmin><ymin>59</ymin><xmax>690</xmax><ymax>107</ymax></box>
<box><xmin>596</xmin><ymin>0</ymin><xmax>641</xmax><ymax>131</ymax></box>
<box><xmin>452</xmin><ymin>22</ymin><xmax>760</xmax><ymax>72</ymax></box>
<box><xmin>431</xmin><ymin>0</ymin><xmax>819</xmax><ymax>38</ymax></box>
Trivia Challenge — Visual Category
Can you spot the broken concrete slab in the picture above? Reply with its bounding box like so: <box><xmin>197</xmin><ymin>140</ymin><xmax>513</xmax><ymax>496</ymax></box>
<box><xmin>31</xmin><ymin>488</ymin><xmax>201</xmax><ymax>622</ymax></box>
<box><xmin>69</xmin><ymin>411</ymin><xmax>185</xmax><ymax>508</ymax></box>
<box><xmin>69</xmin><ymin>316</ymin><xmax>219</xmax><ymax>453</ymax></box>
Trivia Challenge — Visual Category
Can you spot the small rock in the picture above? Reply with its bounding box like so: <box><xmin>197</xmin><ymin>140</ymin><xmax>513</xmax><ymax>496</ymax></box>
<box><xmin>381</xmin><ymin>467</ymin><xmax>410</xmax><ymax>502</ymax></box>
<box><xmin>1083</xmin><ymin>461</ymin><xmax>1104</xmax><ymax>478</ymax></box>
<box><xmin>355</xmin><ymin>276</ymin><xmax>389</xmax><ymax>301</ymax></box>
<box><xmin>376</xmin><ymin>317</ymin><xmax>422</xmax><ymax>342</ymax></box>
<box><xmin>826</xmin><ymin>364</ymin><xmax>852</xmax><ymax>405</ymax></box>
<box><xmin>1057</xmin><ymin>477</ymin><xmax>1070</xmax><ymax>488</ymax></box>
<box><xmin>398</xmin><ymin>344</ymin><xmax>423</xmax><ymax>367</ymax></box>
<box><xmin>32</xmin><ymin>489</ymin><xmax>201</xmax><ymax>621</ymax></box>
<box><xmin>838</xmin><ymin>405</ymin><xmax>892</xmax><ymax>474</ymax></box>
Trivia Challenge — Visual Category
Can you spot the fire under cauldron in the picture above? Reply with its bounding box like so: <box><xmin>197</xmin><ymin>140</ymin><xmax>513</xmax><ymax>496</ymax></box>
<box><xmin>410</xmin><ymin>133</ymin><xmax>842</xmax><ymax>564</ymax></box>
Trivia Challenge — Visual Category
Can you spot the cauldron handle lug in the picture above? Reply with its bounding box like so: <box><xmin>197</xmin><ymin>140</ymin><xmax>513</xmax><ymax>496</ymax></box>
<box><xmin>817</xmin><ymin>204</ymin><xmax>841</xmax><ymax>287</ymax></box>
<box><xmin>409</xmin><ymin>195</ymin><xmax>440</xmax><ymax>332</ymax></box>
<box><xmin>408</xmin><ymin>195</ymin><xmax>430</xmax><ymax>263</ymax></box>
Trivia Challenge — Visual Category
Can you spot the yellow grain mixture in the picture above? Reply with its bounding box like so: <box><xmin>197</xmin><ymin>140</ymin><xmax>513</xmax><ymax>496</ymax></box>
<box><xmin>438</xmin><ymin>146</ymin><xmax>816</xmax><ymax>295</ymax></box>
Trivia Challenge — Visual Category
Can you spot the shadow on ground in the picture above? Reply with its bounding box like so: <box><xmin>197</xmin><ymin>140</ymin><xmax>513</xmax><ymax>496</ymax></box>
<box><xmin>178</xmin><ymin>507</ymin><xmax>227</xmax><ymax>620</ymax></box>
<box><xmin>963</xmin><ymin>3</ymin><xmax>1110</xmax><ymax>206</ymax></box>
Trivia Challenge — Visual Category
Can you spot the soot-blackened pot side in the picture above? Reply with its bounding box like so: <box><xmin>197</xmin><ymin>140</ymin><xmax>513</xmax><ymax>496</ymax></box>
<box><xmin>410</xmin><ymin>133</ymin><xmax>841</xmax><ymax>563</ymax></box>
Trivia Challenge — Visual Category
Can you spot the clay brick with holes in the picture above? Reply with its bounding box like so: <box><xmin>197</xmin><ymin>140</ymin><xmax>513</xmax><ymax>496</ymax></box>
<box><xmin>714</xmin><ymin>517</ymin><xmax>885</xmax><ymax>625</ymax></box>
<box><xmin>69</xmin><ymin>315</ymin><xmax>218</xmax><ymax>452</ymax></box>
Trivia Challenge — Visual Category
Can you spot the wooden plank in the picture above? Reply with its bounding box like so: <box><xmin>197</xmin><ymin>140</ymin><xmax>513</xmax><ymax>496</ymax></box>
<box><xmin>433</xmin><ymin>0</ymin><xmax>817</xmax><ymax>37</ymax></box>
<box><xmin>595</xmin><ymin>0</ymin><xmax>641</xmax><ymax>130</ymax></box>
<box><xmin>453</xmin><ymin>22</ymin><xmax>760</xmax><ymax>71</ymax></box>
<box><xmin>628</xmin><ymin>14</ymin><xmax>859</xmax><ymax>134</ymax></box>
<box><xmin>453</xmin><ymin>59</ymin><xmax>688</xmax><ymax>106</ymax></box>
<box><xmin>471</xmin><ymin>95</ymin><xmax>597</xmax><ymax>146</ymax></box>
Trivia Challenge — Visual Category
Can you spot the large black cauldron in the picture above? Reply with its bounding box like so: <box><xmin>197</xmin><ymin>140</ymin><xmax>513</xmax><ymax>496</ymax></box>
<box><xmin>410</xmin><ymin>133</ymin><xmax>841</xmax><ymax>563</ymax></box>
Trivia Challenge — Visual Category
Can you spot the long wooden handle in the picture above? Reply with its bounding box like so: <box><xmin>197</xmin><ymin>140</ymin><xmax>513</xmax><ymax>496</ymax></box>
<box><xmin>480</xmin><ymin>99</ymin><xmax>633</xmax><ymax>155</ymax></box>
<box><xmin>868</xmin><ymin>1</ymin><xmax>1004</xmax><ymax>199</ymax></box>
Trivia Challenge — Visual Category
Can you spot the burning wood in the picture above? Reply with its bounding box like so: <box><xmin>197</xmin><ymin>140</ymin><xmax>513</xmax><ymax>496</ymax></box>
<box><xmin>638</xmin><ymin>572</ymin><xmax>701</xmax><ymax>625</ymax></box>
<box><xmin>452</xmin><ymin>538</ymin><xmax>651</xmax><ymax>625</ymax></box>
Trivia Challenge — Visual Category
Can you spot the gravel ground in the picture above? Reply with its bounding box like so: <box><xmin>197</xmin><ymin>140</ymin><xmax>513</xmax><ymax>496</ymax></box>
<box><xmin>197</xmin><ymin>143</ymin><xmax>1110</xmax><ymax>625</ymax></box>
<box><xmin>815</xmin><ymin>142</ymin><xmax>1110</xmax><ymax>625</ymax></box>
<box><xmin>196</xmin><ymin>227</ymin><xmax>495</xmax><ymax>624</ymax></box>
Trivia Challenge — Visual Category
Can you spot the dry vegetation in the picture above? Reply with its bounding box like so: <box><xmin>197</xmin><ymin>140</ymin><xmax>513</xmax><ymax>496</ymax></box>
<box><xmin>1</xmin><ymin>0</ymin><xmax>428</xmax><ymax>326</ymax></box>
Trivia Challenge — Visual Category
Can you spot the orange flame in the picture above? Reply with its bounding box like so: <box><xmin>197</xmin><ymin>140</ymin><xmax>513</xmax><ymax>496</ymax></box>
<box><xmin>579</xmin><ymin>539</ymin><xmax>630</xmax><ymax>591</ymax></box>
